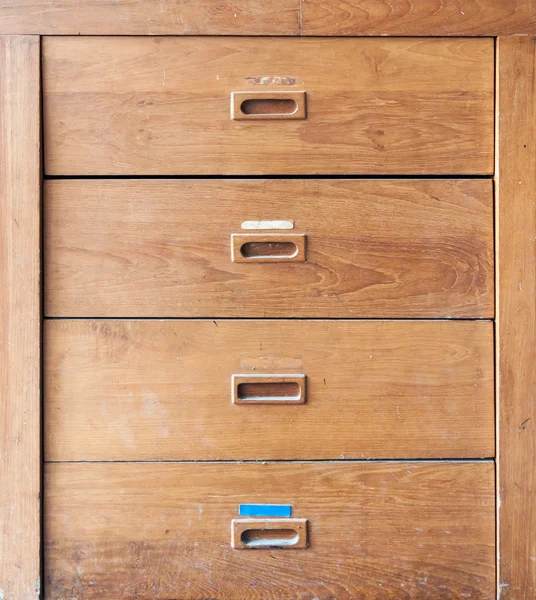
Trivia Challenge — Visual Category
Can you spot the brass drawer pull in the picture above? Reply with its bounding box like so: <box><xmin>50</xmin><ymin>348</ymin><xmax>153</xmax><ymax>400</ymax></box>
<box><xmin>231</xmin><ymin>233</ymin><xmax>306</xmax><ymax>263</ymax></box>
<box><xmin>231</xmin><ymin>91</ymin><xmax>306</xmax><ymax>120</ymax></box>
<box><xmin>232</xmin><ymin>374</ymin><xmax>306</xmax><ymax>405</ymax></box>
<box><xmin>232</xmin><ymin>518</ymin><xmax>308</xmax><ymax>549</ymax></box>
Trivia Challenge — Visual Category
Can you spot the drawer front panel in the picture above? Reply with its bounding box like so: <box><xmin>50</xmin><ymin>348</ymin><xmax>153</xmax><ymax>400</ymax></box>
<box><xmin>44</xmin><ymin>462</ymin><xmax>495</xmax><ymax>599</ymax></box>
<box><xmin>42</xmin><ymin>37</ymin><xmax>494</xmax><ymax>175</ymax></box>
<box><xmin>44</xmin><ymin>320</ymin><xmax>494</xmax><ymax>460</ymax></box>
<box><xmin>44</xmin><ymin>179</ymin><xmax>494</xmax><ymax>318</ymax></box>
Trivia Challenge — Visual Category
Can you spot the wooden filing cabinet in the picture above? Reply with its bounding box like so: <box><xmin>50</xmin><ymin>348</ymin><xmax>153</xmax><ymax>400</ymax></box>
<box><xmin>2</xmin><ymin>7</ymin><xmax>536</xmax><ymax>600</ymax></box>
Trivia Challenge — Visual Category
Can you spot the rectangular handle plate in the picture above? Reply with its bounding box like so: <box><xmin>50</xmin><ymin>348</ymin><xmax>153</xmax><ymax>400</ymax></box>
<box><xmin>232</xmin><ymin>374</ymin><xmax>306</xmax><ymax>405</ymax></box>
<box><xmin>231</xmin><ymin>233</ymin><xmax>306</xmax><ymax>263</ymax></box>
<box><xmin>232</xmin><ymin>518</ymin><xmax>308</xmax><ymax>549</ymax></box>
<box><xmin>231</xmin><ymin>91</ymin><xmax>306</xmax><ymax>120</ymax></box>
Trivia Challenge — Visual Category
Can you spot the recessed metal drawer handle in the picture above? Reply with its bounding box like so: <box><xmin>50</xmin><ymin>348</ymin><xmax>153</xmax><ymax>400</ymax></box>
<box><xmin>242</xmin><ymin>528</ymin><xmax>298</xmax><ymax>546</ymax></box>
<box><xmin>232</xmin><ymin>518</ymin><xmax>308</xmax><ymax>549</ymax></box>
<box><xmin>242</xmin><ymin>98</ymin><xmax>297</xmax><ymax>115</ymax></box>
<box><xmin>241</xmin><ymin>240</ymin><xmax>297</xmax><ymax>259</ymax></box>
<box><xmin>231</xmin><ymin>233</ymin><xmax>306</xmax><ymax>263</ymax></box>
<box><xmin>231</xmin><ymin>91</ymin><xmax>306</xmax><ymax>120</ymax></box>
<box><xmin>232</xmin><ymin>374</ymin><xmax>306</xmax><ymax>405</ymax></box>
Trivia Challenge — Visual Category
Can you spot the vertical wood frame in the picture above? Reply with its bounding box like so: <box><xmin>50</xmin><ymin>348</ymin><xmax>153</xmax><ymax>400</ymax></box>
<box><xmin>496</xmin><ymin>36</ymin><xmax>536</xmax><ymax>599</ymax></box>
<box><xmin>0</xmin><ymin>36</ymin><xmax>41</xmax><ymax>599</ymax></box>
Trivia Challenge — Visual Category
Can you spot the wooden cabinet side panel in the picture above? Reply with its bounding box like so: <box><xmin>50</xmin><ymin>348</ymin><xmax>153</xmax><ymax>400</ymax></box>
<box><xmin>0</xmin><ymin>35</ymin><xmax>41</xmax><ymax>600</ymax></box>
<box><xmin>497</xmin><ymin>36</ymin><xmax>536</xmax><ymax>600</ymax></box>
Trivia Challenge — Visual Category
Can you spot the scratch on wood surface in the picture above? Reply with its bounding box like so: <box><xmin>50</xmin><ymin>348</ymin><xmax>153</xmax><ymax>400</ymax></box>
<box><xmin>332</xmin><ymin>294</ymin><xmax>354</xmax><ymax>313</ymax></box>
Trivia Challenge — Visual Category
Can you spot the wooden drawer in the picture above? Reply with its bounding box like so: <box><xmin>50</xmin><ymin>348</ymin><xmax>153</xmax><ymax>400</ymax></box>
<box><xmin>42</xmin><ymin>37</ymin><xmax>494</xmax><ymax>175</ymax></box>
<box><xmin>44</xmin><ymin>320</ymin><xmax>494</xmax><ymax>460</ymax></box>
<box><xmin>44</xmin><ymin>461</ymin><xmax>495</xmax><ymax>599</ymax></box>
<box><xmin>44</xmin><ymin>179</ymin><xmax>494</xmax><ymax>318</ymax></box>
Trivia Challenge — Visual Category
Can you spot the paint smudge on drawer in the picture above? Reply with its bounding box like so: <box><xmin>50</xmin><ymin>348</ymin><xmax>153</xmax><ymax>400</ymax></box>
<box><xmin>244</xmin><ymin>76</ymin><xmax>297</xmax><ymax>86</ymax></box>
<box><xmin>240</xmin><ymin>355</ymin><xmax>303</xmax><ymax>371</ymax></box>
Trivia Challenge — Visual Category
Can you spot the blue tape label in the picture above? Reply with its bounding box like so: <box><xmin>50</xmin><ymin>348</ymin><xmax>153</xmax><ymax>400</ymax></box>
<box><xmin>239</xmin><ymin>504</ymin><xmax>292</xmax><ymax>517</ymax></box>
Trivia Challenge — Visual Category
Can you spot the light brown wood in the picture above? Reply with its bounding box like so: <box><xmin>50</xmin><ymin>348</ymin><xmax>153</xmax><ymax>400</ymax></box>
<box><xmin>42</xmin><ymin>37</ymin><xmax>494</xmax><ymax>175</ymax></box>
<box><xmin>0</xmin><ymin>0</ymin><xmax>300</xmax><ymax>35</ymax></box>
<box><xmin>496</xmin><ymin>36</ymin><xmax>536</xmax><ymax>600</ymax></box>
<box><xmin>44</xmin><ymin>461</ymin><xmax>495</xmax><ymax>599</ymax></box>
<box><xmin>302</xmin><ymin>0</ymin><xmax>536</xmax><ymax>36</ymax></box>
<box><xmin>44</xmin><ymin>320</ymin><xmax>494</xmax><ymax>461</ymax></box>
<box><xmin>44</xmin><ymin>179</ymin><xmax>494</xmax><ymax>318</ymax></box>
<box><xmin>0</xmin><ymin>36</ymin><xmax>41</xmax><ymax>600</ymax></box>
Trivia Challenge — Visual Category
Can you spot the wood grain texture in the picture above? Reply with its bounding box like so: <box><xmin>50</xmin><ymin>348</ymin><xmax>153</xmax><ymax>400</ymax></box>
<box><xmin>44</xmin><ymin>461</ymin><xmax>495</xmax><ymax>600</ymax></box>
<box><xmin>0</xmin><ymin>0</ymin><xmax>299</xmax><ymax>35</ymax></box>
<box><xmin>44</xmin><ymin>320</ymin><xmax>494</xmax><ymax>461</ymax></box>
<box><xmin>497</xmin><ymin>36</ymin><xmax>536</xmax><ymax>600</ymax></box>
<box><xmin>302</xmin><ymin>0</ymin><xmax>536</xmax><ymax>35</ymax></box>
<box><xmin>42</xmin><ymin>37</ymin><xmax>495</xmax><ymax>176</ymax></box>
<box><xmin>44</xmin><ymin>179</ymin><xmax>494</xmax><ymax>318</ymax></box>
<box><xmin>0</xmin><ymin>36</ymin><xmax>41</xmax><ymax>600</ymax></box>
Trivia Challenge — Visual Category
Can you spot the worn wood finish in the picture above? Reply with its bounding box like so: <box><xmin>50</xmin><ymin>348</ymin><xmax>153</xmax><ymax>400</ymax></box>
<box><xmin>42</xmin><ymin>37</ymin><xmax>494</xmax><ymax>176</ymax></box>
<box><xmin>0</xmin><ymin>0</ymin><xmax>300</xmax><ymax>35</ymax></box>
<box><xmin>0</xmin><ymin>36</ymin><xmax>41</xmax><ymax>600</ymax></box>
<box><xmin>44</xmin><ymin>179</ymin><xmax>494</xmax><ymax>318</ymax></box>
<box><xmin>497</xmin><ymin>36</ymin><xmax>536</xmax><ymax>600</ymax></box>
<box><xmin>302</xmin><ymin>0</ymin><xmax>536</xmax><ymax>36</ymax></box>
<box><xmin>44</xmin><ymin>461</ymin><xmax>495</xmax><ymax>600</ymax></box>
<box><xmin>44</xmin><ymin>320</ymin><xmax>494</xmax><ymax>461</ymax></box>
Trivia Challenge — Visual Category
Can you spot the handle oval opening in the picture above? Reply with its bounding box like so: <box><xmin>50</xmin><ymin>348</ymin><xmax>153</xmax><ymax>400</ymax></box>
<box><xmin>241</xmin><ymin>528</ymin><xmax>300</xmax><ymax>548</ymax></box>
<box><xmin>240</xmin><ymin>241</ymin><xmax>298</xmax><ymax>259</ymax></box>
<box><xmin>240</xmin><ymin>98</ymin><xmax>298</xmax><ymax>116</ymax></box>
<box><xmin>237</xmin><ymin>381</ymin><xmax>301</xmax><ymax>402</ymax></box>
